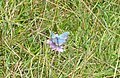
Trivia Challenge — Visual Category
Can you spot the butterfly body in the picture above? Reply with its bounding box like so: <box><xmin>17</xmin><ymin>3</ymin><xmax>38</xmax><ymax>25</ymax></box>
<box><xmin>50</xmin><ymin>32</ymin><xmax>69</xmax><ymax>46</ymax></box>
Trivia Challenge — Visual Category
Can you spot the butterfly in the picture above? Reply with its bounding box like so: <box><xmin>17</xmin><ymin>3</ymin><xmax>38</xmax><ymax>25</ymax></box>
<box><xmin>50</xmin><ymin>32</ymin><xmax>69</xmax><ymax>46</ymax></box>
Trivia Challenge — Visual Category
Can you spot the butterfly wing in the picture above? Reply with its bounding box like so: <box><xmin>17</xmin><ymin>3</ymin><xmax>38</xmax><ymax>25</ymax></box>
<box><xmin>50</xmin><ymin>32</ymin><xmax>56</xmax><ymax>38</ymax></box>
<box><xmin>57</xmin><ymin>38</ymin><xmax>66</xmax><ymax>46</ymax></box>
<box><xmin>50</xmin><ymin>32</ymin><xmax>69</xmax><ymax>46</ymax></box>
<box><xmin>59</xmin><ymin>32</ymin><xmax>69</xmax><ymax>39</ymax></box>
<box><xmin>57</xmin><ymin>32</ymin><xmax>69</xmax><ymax>45</ymax></box>
<box><xmin>50</xmin><ymin>32</ymin><xmax>59</xmax><ymax>45</ymax></box>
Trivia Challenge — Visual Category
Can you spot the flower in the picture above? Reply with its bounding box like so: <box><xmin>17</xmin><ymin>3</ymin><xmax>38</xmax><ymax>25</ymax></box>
<box><xmin>47</xmin><ymin>39</ymin><xmax>63</xmax><ymax>52</ymax></box>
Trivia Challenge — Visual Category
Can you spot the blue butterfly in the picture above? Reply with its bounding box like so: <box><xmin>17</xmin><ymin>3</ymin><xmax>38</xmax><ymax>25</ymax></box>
<box><xmin>50</xmin><ymin>32</ymin><xmax>69</xmax><ymax>46</ymax></box>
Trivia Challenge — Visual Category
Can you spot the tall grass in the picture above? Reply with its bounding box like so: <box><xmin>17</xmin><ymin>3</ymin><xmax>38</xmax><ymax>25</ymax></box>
<box><xmin>0</xmin><ymin>0</ymin><xmax>120</xmax><ymax>78</ymax></box>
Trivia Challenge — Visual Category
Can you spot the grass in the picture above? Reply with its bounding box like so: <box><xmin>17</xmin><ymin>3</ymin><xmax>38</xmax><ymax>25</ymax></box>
<box><xmin>0</xmin><ymin>0</ymin><xmax>120</xmax><ymax>78</ymax></box>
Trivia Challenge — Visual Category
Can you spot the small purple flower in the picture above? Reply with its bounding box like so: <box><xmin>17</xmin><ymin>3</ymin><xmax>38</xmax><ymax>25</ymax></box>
<box><xmin>47</xmin><ymin>39</ymin><xmax>63</xmax><ymax>52</ymax></box>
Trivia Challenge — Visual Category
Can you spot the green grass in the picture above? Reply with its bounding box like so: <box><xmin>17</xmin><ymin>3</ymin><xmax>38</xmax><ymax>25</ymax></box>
<box><xmin>0</xmin><ymin>0</ymin><xmax>120</xmax><ymax>78</ymax></box>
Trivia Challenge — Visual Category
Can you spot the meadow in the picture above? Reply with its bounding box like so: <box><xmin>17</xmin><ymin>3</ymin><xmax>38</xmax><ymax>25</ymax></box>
<box><xmin>0</xmin><ymin>0</ymin><xmax>120</xmax><ymax>78</ymax></box>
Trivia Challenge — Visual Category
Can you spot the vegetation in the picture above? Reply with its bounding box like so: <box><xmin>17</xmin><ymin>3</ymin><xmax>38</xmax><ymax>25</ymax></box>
<box><xmin>0</xmin><ymin>0</ymin><xmax>120</xmax><ymax>78</ymax></box>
